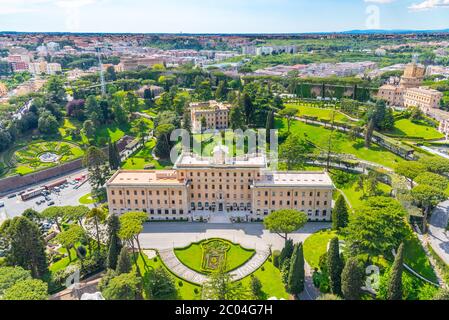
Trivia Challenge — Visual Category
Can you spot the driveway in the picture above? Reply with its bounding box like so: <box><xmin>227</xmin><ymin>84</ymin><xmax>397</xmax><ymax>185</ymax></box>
<box><xmin>429</xmin><ymin>201</ymin><xmax>449</xmax><ymax>265</ymax></box>
<box><xmin>139</xmin><ymin>222</ymin><xmax>330</xmax><ymax>251</ymax></box>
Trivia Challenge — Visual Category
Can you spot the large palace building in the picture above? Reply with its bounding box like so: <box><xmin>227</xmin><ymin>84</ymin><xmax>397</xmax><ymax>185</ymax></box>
<box><xmin>190</xmin><ymin>100</ymin><xmax>232</xmax><ymax>133</ymax></box>
<box><xmin>106</xmin><ymin>146</ymin><xmax>334</xmax><ymax>222</ymax></box>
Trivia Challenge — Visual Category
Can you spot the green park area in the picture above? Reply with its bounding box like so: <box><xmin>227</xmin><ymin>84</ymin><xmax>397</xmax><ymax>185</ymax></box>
<box><xmin>388</xmin><ymin>118</ymin><xmax>444</xmax><ymax>140</ymax></box>
<box><xmin>12</xmin><ymin>141</ymin><xmax>84</xmax><ymax>176</ymax></box>
<box><xmin>174</xmin><ymin>239</ymin><xmax>255</xmax><ymax>274</ymax></box>
<box><xmin>276</xmin><ymin>118</ymin><xmax>404</xmax><ymax>169</ymax></box>
<box><xmin>122</xmin><ymin>138</ymin><xmax>171</xmax><ymax>170</ymax></box>
<box><xmin>285</xmin><ymin>103</ymin><xmax>354</xmax><ymax>123</ymax></box>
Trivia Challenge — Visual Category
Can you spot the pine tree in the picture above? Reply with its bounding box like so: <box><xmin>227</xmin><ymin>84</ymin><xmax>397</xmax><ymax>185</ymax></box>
<box><xmin>279</xmin><ymin>238</ymin><xmax>294</xmax><ymax>265</ymax></box>
<box><xmin>182</xmin><ymin>107</ymin><xmax>192</xmax><ymax>134</ymax></box>
<box><xmin>287</xmin><ymin>243</ymin><xmax>305</xmax><ymax>295</ymax></box>
<box><xmin>116</xmin><ymin>247</ymin><xmax>132</xmax><ymax>275</ymax></box>
<box><xmin>388</xmin><ymin>243</ymin><xmax>404</xmax><ymax>300</ymax></box>
<box><xmin>107</xmin><ymin>215</ymin><xmax>122</xmax><ymax>270</ymax></box>
<box><xmin>341</xmin><ymin>257</ymin><xmax>363</xmax><ymax>300</ymax></box>
<box><xmin>265</xmin><ymin>111</ymin><xmax>274</xmax><ymax>143</ymax></box>
<box><xmin>327</xmin><ymin>237</ymin><xmax>343</xmax><ymax>295</ymax></box>
<box><xmin>332</xmin><ymin>195</ymin><xmax>349</xmax><ymax>231</ymax></box>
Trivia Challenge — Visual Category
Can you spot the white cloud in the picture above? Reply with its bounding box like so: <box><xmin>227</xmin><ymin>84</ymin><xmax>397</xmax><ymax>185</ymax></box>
<box><xmin>364</xmin><ymin>0</ymin><xmax>396</xmax><ymax>3</ymax></box>
<box><xmin>409</xmin><ymin>0</ymin><xmax>449</xmax><ymax>11</ymax></box>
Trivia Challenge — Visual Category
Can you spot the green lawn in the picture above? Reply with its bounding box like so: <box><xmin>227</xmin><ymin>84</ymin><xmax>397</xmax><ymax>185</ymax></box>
<box><xmin>277</xmin><ymin>118</ymin><xmax>404</xmax><ymax>169</ymax></box>
<box><xmin>389</xmin><ymin>118</ymin><xmax>444</xmax><ymax>140</ymax></box>
<box><xmin>79</xmin><ymin>193</ymin><xmax>97</xmax><ymax>205</ymax></box>
<box><xmin>122</xmin><ymin>139</ymin><xmax>172</xmax><ymax>170</ymax></box>
<box><xmin>136</xmin><ymin>252</ymin><xmax>202</xmax><ymax>300</ymax></box>
<box><xmin>403</xmin><ymin>236</ymin><xmax>438</xmax><ymax>283</ymax></box>
<box><xmin>174</xmin><ymin>239</ymin><xmax>255</xmax><ymax>274</ymax></box>
<box><xmin>303</xmin><ymin>230</ymin><xmax>337</xmax><ymax>269</ymax></box>
<box><xmin>239</xmin><ymin>260</ymin><xmax>290</xmax><ymax>300</ymax></box>
<box><xmin>334</xmin><ymin>178</ymin><xmax>392</xmax><ymax>210</ymax></box>
<box><xmin>285</xmin><ymin>103</ymin><xmax>353</xmax><ymax>123</ymax></box>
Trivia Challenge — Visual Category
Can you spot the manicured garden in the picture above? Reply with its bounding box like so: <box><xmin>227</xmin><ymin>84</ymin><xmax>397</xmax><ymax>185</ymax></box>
<box><xmin>276</xmin><ymin>118</ymin><xmax>405</xmax><ymax>169</ymax></box>
<box><xmin>12</xmin><ymin>141</ymin><xmax>84</xmax><ymax>175</ymax></box>
<box><xmin>285</xmin><ymin>103</ymin><xmax>354</xmax><ymax>123</ymax></box>
<box><xmin>78</xmin><ymin>193</ymin><xmax>97</xmax><ymax>205</ymax></box>
<box><xmin>122</xmin><ymin>139</ymin><xmax>171</xmax><ymax>170</ymax></box>
<box><xmin>388</xmin><ymin>118</ymin><xmax>444</xmax><ymax>140</ymax></box>
<box><xmin>174</xmin><ymin>239</ymin><xmax>255</xmax><ymax>274</ymax></box>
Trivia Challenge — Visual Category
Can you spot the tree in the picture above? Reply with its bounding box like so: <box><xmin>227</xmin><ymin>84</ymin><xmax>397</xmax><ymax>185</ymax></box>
<box><xmin>265</xmin><ymin>110</ymin><xmax>275</xmax><ymax>142</ymax></box>
<box><xmin>22</xmin><ymin>209</ymin><xmax>42</xmax><ymax>224</ymax></box>
<box><xmin>147</xmin><ymin>267</ymin><xmax>177</xmax><ymax>300</ymax></box>
<box><xmin>200</xmin><ymin>116</ymin><xmax>207</xmax><ymax>132</ymax></box>
<box><xmin>86</xmin><ymin>207</ymin><xmax>107</xmax><ymax>253</ymax></box>
<box><xmin>287</xmin><ymin>242</ymin><xmax>305</xmax><ymax>295</ymax></box>
<box><xmin>116</xmin><ymin>247</ymin><xmax>132</xmax><ymax>275</ymax></box>
<box><xmin>388</xmin><ymin>243</ymin><xmax>404</xmax><ymax>300</ymax></box>
<box><xmin>154</xmin><ymin>124</ymin><xmax>175</xmax><ymax>159</ymax></box>
<box><xmin>396</xmin><ymin>161</ymin><xmax>427</xmax><ymax>189</ymax></box>
<box><xmin>107</xmin><ymin>215</ymin><xmax>122</xmax><ymax>270</ymax></box>
<box><xmin>215</xmin><ymin>80</ymin><xmax>228</xmax><ymax>101</ymax></box>
<box><xmin>229</xmin><ymin>105</ymin><xmax>246</xmax><ymax>130</ymax></box>
<box><xmin>101</xmin><ymin>272</ymin><xmax>141</xmax><ymax>300</ymax></box>
<box><xmin>1</xmin><ymin>217</ymin><xmax>48</xmax><ymax>278</ymax></box>
<box><xmin>279</xmin><ymin>238</ymin><xmax>294</xmax><ymax>265</ymax></box>
<box><xmin>2</xmin><ymin>279</ymin><xmax>48</xmax><ymax>300</ymax></box>
<box><xmin>264</xmin><ymin>210</ymin><xmax>308</xmax><ymax>244</ymax></box>
<box><xmin>205</xmin><ymin>268</ymin><xmax>251</xmax><ymax>300</ymax></box>
<box><xmin>82</xmin><ymin>120</ymin><xmax>95</xmax><ymax>139</ymax></box>
<box><xmin>118</xmin><ymin>212</ymin><xmax>148</xmax><ymax>274</ymax></box>
<box><xmin>131</xmin><ymin>118</ymin><xmax>150</xmax><ymax>146</ymax></box>
<box><xmin>0</xmin><ymin>266</ymin><xmax>32</xmax><ymax>296</ymax></box>
<box><xmin>279</xmin><ymin>108</ymin><xmax>297</xmax><ymax>133</ymax></box>
<box><xmin>250</xmin><ymin>275</ymin><xmax>263</xmax><ymax>299</ymax></box>
<box><xmin>327</xmin><ymin>237</ymin><xmax>343</xmax><ymax>295</ymax></box>
<box><xmin>332</xmin><ymin>195</ymin><xmax>349</xmax><ymax>231</ymax></box>
<box><xmin>240</xmin><ymin>92</ymin><xmax>253</xmax><ymax>125</ymax></box>
<box><xmin>41</xmin><ymin>207</ymin><xmax>65</xmax><ymax>232</ymax></box>
<box><xmin>364</xmin><ymin>118</ymin><xmax>374</xmax><ymax>148</ymax></box>
<box><xmin>108</xmin><ymin>141</ymin><xmax>121</xmax><ymax>170</ymax></box>
<box><xmin>411</xmin><ymin>185</ymin><xmax>447</xmax><ymax>232</ymax></box>
<box><xmin>38</xmin><ymin>111</ymin><xmax>59</xmax><ymax>135</ymax></box>
<box><xmin>420</xmin><ymin>157</ymin><xmax>449</xmax><ymax>175</ymax></box>
<box><xmin>54</xmin><ymin>225</ymin><xmax>86</xmax><ymax>263</ymax></box>
<box><xmin>83</xmin><ymin>146</ymin><xmax>110</xmax><ymax>199</ymax></box>
<box><xmin>316</xmin><ymin>293</ymin><xmax>343</xmax><ymax>300</ymax></box>
<box><xmin>415</xmin><ymin>172</ymin><xmax>449</xmax><ymax>190</ymax></box>
<box><xmin>280</xmin><ymin>134</ymin><xmax>313</xmax><ymax>170</ymax></box>
<box><xmin>182</xmin><ymin>107</ymin><xmax>192</xmax><ymax>133</ymax></box>
<box><xmin>341</xmin><ymin>257</ymin><xmax>363</xmax><ymax>300</ymax></box>
<box><xmin>344</xmin><ymin>197</ymin><xmax>409</xmax><ymax>259</ymax></box>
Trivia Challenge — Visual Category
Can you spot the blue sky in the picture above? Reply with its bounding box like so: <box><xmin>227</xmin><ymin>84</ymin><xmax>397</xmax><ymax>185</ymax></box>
<box><xmin>0</xmin><ymin>0</ymin><xmax>448</xmax><ymax>33</ymax></box>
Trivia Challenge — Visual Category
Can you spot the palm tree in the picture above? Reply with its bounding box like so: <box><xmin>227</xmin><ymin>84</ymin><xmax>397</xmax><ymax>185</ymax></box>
<box><xmin>86</xmin><ymin>207</ymin><xmax>107</xmax><ymax>253</ymax></box>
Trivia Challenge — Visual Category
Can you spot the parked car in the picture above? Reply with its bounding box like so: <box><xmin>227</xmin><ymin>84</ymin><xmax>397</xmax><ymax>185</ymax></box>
<box><xmin>47</xmin><ymin>201</ymin><xmax>55</xmax><ymax>206</ymax></box>
<box><xmin>7</xmin><ymin>194</ymin><xmax>16</xmax><ymax>199</ymax></box>
<box><xmin>45</xmin><ymin>196</ymin><xmax>51</xmax><ymax>201</ymax></box>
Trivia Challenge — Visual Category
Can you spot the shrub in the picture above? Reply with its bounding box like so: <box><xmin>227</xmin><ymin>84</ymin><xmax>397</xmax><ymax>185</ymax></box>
<box><xmin>153</xmin><ymin>257</ymin><xmax>158</xmax><ymax>262</ymax></box>
<box><xmin>319</xmin><ymin>252</ymin><xmax>328</xmax><ymax>273</ymax></box>
<box><xmin>178</xmin><ymin>281</ymin><xmax>183</xmax><ymax>287</ymax></box>
<box><xmin>272</xmin><ymin>250</ymin><xmax>281</xmax><ymax>268</ymax></box>
<box><xmin>194</xmin><ymin>288</ymin><xmax>199</xmax><ymax>294</ymax></box>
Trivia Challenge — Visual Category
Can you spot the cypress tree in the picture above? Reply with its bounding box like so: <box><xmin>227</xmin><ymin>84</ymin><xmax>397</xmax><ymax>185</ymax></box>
<box><xmin>108</xmin><ymin>141</ymin><xmax>120</xmax><ymax>170</ymax></box>
<box><xmin>106</xmin><ymin>215</ymin><xmax>122</xmax><ymax>270</ymax></box>
<box><xmin>116</xmin><ymin>247</ymin><xmax>133</xmax><ymax>275</ymax></box>
<box><xmin>332</xmin><ymin>195</ymin><xmax>349</xmax><ymax>231</ymax></box>
<box><xmin>113</xmin><ymin>142</ymin><xmax>121</xmax><ymax>169</ymax></box>
<box><xmin>327</xmin><ymin>237</ymin><xmax>343</xmax><ymax>295</ymax></box>
<box><xmin>388</xmin><ymin>243</ymin><xmax>404</xmax><ymax>300</ymax></box>
<box><xmin>341</xmin><ymin>257</ymin><xmax>363</xmax><ymax>300</ymax></box>
<box><xmin>279</xmin><ymin>238</ymin><xmax>294</xmax><ymax>265</ymax></box>
<box><xmin>287</xmin><ymin>243</ymin><xmax>305</xmax><ymax>295</ymax></box>
<box><xmin>265</xmin><ymin>111</ymin><xmax>274</xmax><ymax>143</ymax></box>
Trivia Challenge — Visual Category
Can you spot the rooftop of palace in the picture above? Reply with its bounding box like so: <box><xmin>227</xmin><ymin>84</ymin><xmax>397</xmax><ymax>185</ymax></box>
<box><xmin>190</xmin><ymin>100</ymin><xmax>232</xmax><ymax>112</ymax></box>
<box><xmin>254</xmin><ymin>172</ymin><xmax>334</xmax><ymax>188</ymax></box>
<box><xmin>174</xmin><ymin>148</ymin><xmax>268</xmax><ymax>169</ymax></box>
<box><xmin>107</xmin><ymin>170</ymin><xmax>186</xmax><ymax>187</ymax></box>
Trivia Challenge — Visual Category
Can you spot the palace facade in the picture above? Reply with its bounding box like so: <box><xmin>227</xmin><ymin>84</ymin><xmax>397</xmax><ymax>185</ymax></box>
<box><xmin>190</xmin><ymin>100</ymin><xmax>232</xmax><ymax>133</ymax></box>
<box><xmin>106</xmin><ymin>146</ymin><xmax>335</xmax><ymax>222</ymax></box>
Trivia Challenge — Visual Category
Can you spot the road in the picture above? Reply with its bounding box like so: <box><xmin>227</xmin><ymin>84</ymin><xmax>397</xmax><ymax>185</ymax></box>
<box><xmin>0</xmin><ymin>168</ymin><xmax>92</xmax><ymax>221</ymax></box>
<box><xmin>139</xmin><ymin>221</ymin><xmax>330</xmax><ymax>251</ymax></box>
<box><xmin>429</xmin><ymin>200</ymin><xmax>449</xmax><ymax>265</ymax></box>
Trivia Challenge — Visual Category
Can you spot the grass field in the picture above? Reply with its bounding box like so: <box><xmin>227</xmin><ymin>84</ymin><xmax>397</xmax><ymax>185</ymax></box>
<box><xmin>303</xmin><ymin>230</ymin><xmax>337</xmax><ymax>269</ymax></box>
<box><xmin>122</xmin><ymin>139</ymin><xmax>172</xmax><ymax>170</ymax></box>
<box><xmin>285</xmin><ymin>103</ymin><xmax>353</xmax><ymax>123</ymax></box>
<box><xmin>389</xmin><ymin>118</ymin><xmax>444</xmax><ymax>140</ymax></box>
<box><xmin>239</xmin><ymin>260</ymin><xmax>289</xmax><ymax>300</ymax></box>
<box><xmin>276</xmin><ymin>118</ymin><xmax>404</xmax><ymax>169</ymax></box>
<box><xmin>174</xmin><ymin>239</ymin><xmax>255</xmax><ymax>274</ymax></box>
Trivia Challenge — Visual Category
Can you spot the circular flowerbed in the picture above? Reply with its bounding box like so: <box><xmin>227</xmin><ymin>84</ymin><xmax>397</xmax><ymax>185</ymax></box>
<box><xmin>13</xmin><ymin>141</ymin><xmax>84</xmax><ymax>175</ymax></box>
<box><xmin>174</xmin><ymin>238</ymin><xmax>255</xmax><ymax>274</ymax></box>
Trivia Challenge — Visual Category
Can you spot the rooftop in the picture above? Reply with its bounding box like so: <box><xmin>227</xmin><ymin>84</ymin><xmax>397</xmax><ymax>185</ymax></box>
<box><xmin>107</xmin><ymin>170</ymin><xmax>186</xmax><ymax>186</ymax></box>
<box><xmin>254</xmin><ymin>172</ymin><xmax>334</xmax><ymax>188</ymax></box>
